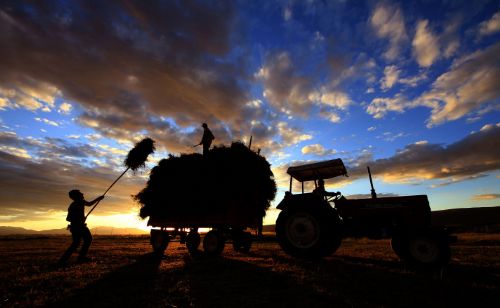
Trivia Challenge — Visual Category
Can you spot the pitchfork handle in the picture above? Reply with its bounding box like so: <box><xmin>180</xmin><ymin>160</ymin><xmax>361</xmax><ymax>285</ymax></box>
<box><xmin>85</xmin><ymin>167</ymin><xmax>130</xmax><ymax>219</ymax></box>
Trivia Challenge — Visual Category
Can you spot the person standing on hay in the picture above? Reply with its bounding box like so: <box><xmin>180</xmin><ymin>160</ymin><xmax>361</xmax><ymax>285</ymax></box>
<box><xmin>196</xmin><ymin>123</ymin><xmax>215</xmax><ymax>155</ymax></box>
<box><xmin>57</xmin><ymin>190</ymin><xmax>104</xmax><ymax>266</ymax></box>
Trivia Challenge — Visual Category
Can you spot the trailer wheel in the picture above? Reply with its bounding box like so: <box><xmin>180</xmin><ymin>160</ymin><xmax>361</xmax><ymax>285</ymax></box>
<box><xmin>233</xmin><ymin>231</ymin><xmax>252</xmax><ymax>253</ymax></box>
<box><xmin>399</xmin><ymin>231</ymin><xmax>451</xmax><ymax>268</ymax></box>
<box><xmin>276</xmin><ymin>206</ymin><xmax>341</xmax><ymax>258</ymax></box>
<box><xmin>186</xmin><ymin>231</ymin><xmax>201</xmax><ymax>255</ymax></box>
<box><xmin>203</xmin><ymin>230</ymin><xmax>225</xmax><ymax>256</ymax></box>
<box><xmin>150</xmin><ymin>229</ymin><xmax>169</xmax><ymax>255</ymax></box>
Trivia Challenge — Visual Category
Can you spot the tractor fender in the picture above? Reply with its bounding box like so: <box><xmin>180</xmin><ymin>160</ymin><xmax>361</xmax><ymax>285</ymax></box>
<box><xmin>277</xmin><ymin>192</ymin><xmax>331</xmax><ymax>212</ymax></box>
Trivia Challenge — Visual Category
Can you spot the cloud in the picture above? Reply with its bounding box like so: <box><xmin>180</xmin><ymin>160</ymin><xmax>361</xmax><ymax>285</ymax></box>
<box><xmin>58</xmin><ymin>102</ymin><xmax>72</xmax><ymax>114</ymax></box>
<box><xmin>283</xmin><ymin>7</ymin><xmax>292</xmax><ymax>21</ymax></box>
<box><xmin>315</xmin><ymin>90</ymin><xmax>352</xmax><ymax>110</ymax></box>
<box><xmin>366</xmin><ymin>94</ymin><xmax>409</xmax><ymax>119</ymax></box>
<box><xmin>320</xmin><ymin>111</ymin><xmax>341</xmax><ymax>123</ymax></box>
<box><xmin>0</xmin><ymin>80</ymin><xmax>59</xmax><ymax>111</ymax></box>
<box><xmin>419</xmin><ymin>43</ymin><xmax>500</xmax><ymax>127</ymax></box>
<box><xmin>441</xmin><ymin>15</ymin><xmax>462</xmax><ymax>58</ymax></box>
<box><xmin>478</xmin><ymin>11</ymin><xmax>500</xmax><ymax>37</ymax></box>
<box><xmin>256</xmin><ymin>52</ymin><xmax>314</xmax><ymax>116</ymax></box>
<box><xmin>328</xmin><ymin>53</ymin><xmax>377</xmax><ymax>87</ymax></box>
<box><xmin>342</xmin><ymin>123</ymin><xmax>500</xmax><ymax>185</ymax></box>
<box><xmin>0</xmin><ymin>131</ymin><xmax>152</xmax><ymax>219</ymax></box>
<box><xmin>412</xmin><ymin>20</ymin><xmax>440</xmax><ymax>67</ymax></box>
<box><xmin>380</xmin><ymin>65</ymin><xmax>427</xmax><ymax>90</ymax></box>
<box><xmin>367</xmin><ymin>43</ymin><xmax>500</xmax><ymax>126</ymax></box>
<box><xmin>272</xmin><ymin>120</ymin><xmax>496</xmax><ymax>190</ymax></box>
<box><xmin>256</xmin><ymin>52</ymin><xmax>352</xmax><ymax>124</ymax></box>
<box><xmin>35</xmin><ymin>117</ymin><xmax>59</xmax><ymax>127</ymax></box>
<box><xmin>301</xmin><ymin>144</ymin><xmax>337</xmax><ymax>156</ymax></box>
<box><xmin>0</xmin><ymin>131</ymin><xmax>103</xmax><ymax>161</ymax></box>
<box><xmin>369</xmin><ymin>2</ymin><xmax>408</xmax><ymax>61</ymax></box>
<box><xmin>380</xmin><ymin>65</ymin><xmax>400</xmax><ymax>90</ymax></box>
<box><xmin>472</xmin><ymin>193</ymin><xmax>500</xmax><ymax>201</ymax></box>
<box><xmin>376</xmin><ymin>131</ymin><xmax>407</xmax><ymax>142</ymax></box>
<box><xmin>0</xmin><ymin>97</ymin><xmax>9</xmax><ymax>110</ymax></box>
<box><xmin>276</xmin><ymin>122</ymin><xmax>312</xmax><ymax>146</ymax></box>
<box><xmin>0</xmin><ymin>1</ymin><xmax>254</xmax><ymax>152</ymax></box>
<box><xmin>398</xmin><ymin>72</ymin><xmax>428</xmax><ymax>87</ymax></box>
<box><xmin>0</xmin><ymin>150</ymin><xmax>144</xmax><ymax>218</ymax></box>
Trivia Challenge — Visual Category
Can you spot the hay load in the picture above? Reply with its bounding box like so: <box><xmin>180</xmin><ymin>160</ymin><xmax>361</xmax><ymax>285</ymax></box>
<box><xmin>135</xmin><ymin>142</ymin><xmax>276</xmax><ymax>223</ymax></box>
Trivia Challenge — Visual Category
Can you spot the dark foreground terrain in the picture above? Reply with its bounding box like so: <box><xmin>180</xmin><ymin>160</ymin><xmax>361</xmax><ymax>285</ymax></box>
<box><xmin>0</xmin><ymin>233</ymin><xmax>499</xmax><ymax>307</ymax></box>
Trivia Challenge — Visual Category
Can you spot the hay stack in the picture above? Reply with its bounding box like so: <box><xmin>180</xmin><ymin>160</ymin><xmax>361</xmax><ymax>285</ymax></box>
<box><xmin>135</xmin><ymin>142</ymin><xmax>276</xmax><ymax>221</ymax></box>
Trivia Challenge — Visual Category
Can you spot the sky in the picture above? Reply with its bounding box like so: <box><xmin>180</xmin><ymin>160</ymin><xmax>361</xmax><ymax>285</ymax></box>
<box><xmin>0</xmin><ymin>0</ymin><xmax>499</xmax><ymax>231</ymax></box>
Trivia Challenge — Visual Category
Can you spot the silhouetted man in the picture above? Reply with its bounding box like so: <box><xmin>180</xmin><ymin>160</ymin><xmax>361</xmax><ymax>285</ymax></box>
<box><xmin>197</xmin><ymin>123</ymin><xmax>215</xmax><ymax>155</ymax></box>
<box><xmin>57</xmin><ymin>190</ymin><xmax>104</xmax><ymax>266</ymax></box>
<box><xmin>313</xmin><ymin>179</ymin><xmax>340</xmax><ymax>199</ymax></box>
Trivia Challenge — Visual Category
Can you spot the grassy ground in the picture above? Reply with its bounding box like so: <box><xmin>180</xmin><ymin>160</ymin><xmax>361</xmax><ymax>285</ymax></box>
<box><xmin>0</xmin><ymin>233</ymin><xmax>498</xmax><ymax>307</ymax></box>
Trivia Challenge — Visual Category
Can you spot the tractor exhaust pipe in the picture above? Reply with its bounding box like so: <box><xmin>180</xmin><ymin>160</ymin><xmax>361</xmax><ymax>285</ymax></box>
<box><xmin>367</xmin><ymin>166</ymin><xmax>377</xmax><ymax>199</ymax></box>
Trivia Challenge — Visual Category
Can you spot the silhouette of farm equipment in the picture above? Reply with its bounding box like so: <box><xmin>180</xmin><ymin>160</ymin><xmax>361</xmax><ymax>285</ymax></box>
<box><xmin>135</xmin><ymin>142</ymin><xmax>276</xmax><ymax>256</ymax></box>
<box><xmin>276</xmin><ymin>159</ymin><xmax>456</xmax><ymax>267</ymax></box>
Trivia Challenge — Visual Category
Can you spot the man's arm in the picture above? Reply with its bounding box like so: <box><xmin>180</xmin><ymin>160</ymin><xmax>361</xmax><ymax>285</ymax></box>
<box><xmin>84</xmin><ymin>196</ymin><xmax>105</xmax><ymax>206</ymax></box>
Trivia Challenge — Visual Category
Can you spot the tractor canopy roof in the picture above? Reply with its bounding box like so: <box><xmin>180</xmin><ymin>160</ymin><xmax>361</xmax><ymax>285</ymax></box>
<box><xmin>287</xmin><ymin>159</ymin><xmax>348</xmax><ymax>182</ymax></box>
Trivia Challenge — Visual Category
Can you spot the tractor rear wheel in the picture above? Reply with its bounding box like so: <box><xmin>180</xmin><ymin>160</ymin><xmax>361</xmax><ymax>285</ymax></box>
<box><xmin>150</xmin><ymin>229</ymin><xmax>169</xmax><ymax>256</ymax></box>
<box><xmin>276</xmin><ymin>206</ymin><xmax>341</xmax><ymax>258</ymax></box>
<box><xmin>203</xmin><ymin>230</ymin><xmax>225</xmax><ymax>256</ymax></box>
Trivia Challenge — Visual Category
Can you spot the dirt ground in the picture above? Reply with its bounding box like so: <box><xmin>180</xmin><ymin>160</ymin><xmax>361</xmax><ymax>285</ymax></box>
<box><xmin>0</xmin><ymin>233</ymin><xmax>499</xmax><ymax>307</ymax></box>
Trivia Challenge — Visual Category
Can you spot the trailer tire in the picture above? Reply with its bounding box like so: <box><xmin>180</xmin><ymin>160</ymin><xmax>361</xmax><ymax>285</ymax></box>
<box><xmin>150</xmin><ymin>229</ymin><xmax>169</xmax><ymax>255</ymax></box>
<box><xmin>203</xmin><ymin>230</ymin><xmax>225</xmax><ymax>256</ymax></box>
<box><xmin>186</xmin><ymin>232</ymin><xmax>201</xmax><ymax>255</ymax></box>
<box><xmin>276</xmin><ymin>205</ymin><xmax>341</xmax><ymax>258</ymax></box>
<box><xmin>233</xmin><ymin>231</ymin><xmax>252</xmax><ymax>253</ymax></box>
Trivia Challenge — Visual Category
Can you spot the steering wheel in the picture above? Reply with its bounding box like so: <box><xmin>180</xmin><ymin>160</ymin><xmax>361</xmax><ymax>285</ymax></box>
<box><xmin>326</xmin><ymin>191</ymin><xmax>342</xmax><ymax>201</ymax></box>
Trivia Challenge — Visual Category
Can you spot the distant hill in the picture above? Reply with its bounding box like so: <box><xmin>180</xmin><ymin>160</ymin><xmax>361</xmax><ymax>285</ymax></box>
<box><xmin>263</xmin><ymin>206</ymin><xmax>500</xmax><ymax>233</ymax></box>
<box><xmin>2</xmin><ymin>206</ymin><xmax>499</xmax><ymax>235</ymax></box>
<box><xmin>0</xmin><ymin>226</ymin><xmax>148</xmax><ymax>236</ymax></box>
<box><xmin>432</xmin><ymin>206</ymin><xmax>500</xmax><ymax>232</ymax></box>
<box><xmin>0</xmin><ymin>226</ymin><xmax>40</xmax><ymax>235</ymax></box>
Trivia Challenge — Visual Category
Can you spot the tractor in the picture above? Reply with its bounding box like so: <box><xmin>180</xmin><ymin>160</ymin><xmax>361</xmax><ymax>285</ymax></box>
<box><xmin>275</xmin><ymin>159</ymin><xmax>456</xmax><ymax>268</ymax></box>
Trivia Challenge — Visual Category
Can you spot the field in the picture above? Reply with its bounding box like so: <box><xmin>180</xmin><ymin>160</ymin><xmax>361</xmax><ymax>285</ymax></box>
<box><xmin>0</xmin><ymin>233</ymin><xmax>499</xmax><ymax>307</ymax></box>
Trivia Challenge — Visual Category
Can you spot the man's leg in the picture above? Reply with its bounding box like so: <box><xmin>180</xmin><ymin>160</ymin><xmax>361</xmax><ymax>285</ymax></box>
<box><xmin>78</xmin><ymin>226</ymin><xmax>93</xmax><ymax>261</ymax></box>
<box><xmin>58</xmin><ymin>227</ymin><xmax>82</xmax><ymax>265</ymax></box>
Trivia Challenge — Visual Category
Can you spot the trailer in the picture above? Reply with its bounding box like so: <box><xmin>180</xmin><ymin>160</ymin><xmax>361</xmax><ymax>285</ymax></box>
<box><xmin>135</xmin><ymin>142</ymin><xmax>276</xmax><ymax>257</ymax></box>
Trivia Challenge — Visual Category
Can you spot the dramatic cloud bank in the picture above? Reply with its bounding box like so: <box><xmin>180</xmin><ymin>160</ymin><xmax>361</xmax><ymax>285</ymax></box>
<box><xmin>0</xmin><ymin>1</ymin><xmax>253</xmax><ymax>151</ymax></box>
<box><xmin>274</xmin><ymin>123</ymin><xmax>500</xmax><ymax>189</ymax></box>
<box><xmin>346</xmin><ymin>123</ymin><xmax>500</xmax><ymax>185</ymax></box>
